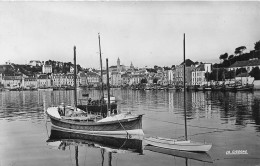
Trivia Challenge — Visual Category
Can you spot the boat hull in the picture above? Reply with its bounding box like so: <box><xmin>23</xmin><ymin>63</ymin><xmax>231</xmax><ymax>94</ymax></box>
<box><xmin>144</xmin><ymin>137</ymin><xmax>212</xmax><ymax>152</ymax></box>
<box><xmin>145</xmin><ymin>145</ymin><xmax>212</xmax><ymax>163</ymax></box>
<box><xmin>47</xmin><ymin>128</ymin><xmax>143</xmax><ymax>154</ymax></box>
<box><xmin>46</xmin><ymin>108</ymin><xmax>144</xmax><ymax>136</ymax></box>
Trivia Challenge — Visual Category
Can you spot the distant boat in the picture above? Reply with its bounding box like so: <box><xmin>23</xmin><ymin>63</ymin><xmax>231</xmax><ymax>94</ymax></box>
<box><xmin>47</xmin><ymin>40</ymin><xmax>144</xmax><ymax>136</ymax></box>
<box><xmin>236</xmin><ymin>84</ymin><xmax>254</xmax><ymax>91</ymax></box>
<box><xmin>203</xmin><ymin>86</ymin><xmax>212</xmax><ymax>91</ymax></box>
<box><xmin>145</xmin><ymin>34</ymin><xmax>212</xmax><ymax>152</ymax></box>
<box><xmin>38</xmin><ymin>87</ymin><xmax>53</xmax><ymax>91</ymax></box>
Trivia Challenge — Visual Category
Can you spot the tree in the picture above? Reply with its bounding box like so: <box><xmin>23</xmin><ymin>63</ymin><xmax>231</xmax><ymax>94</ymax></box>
<box><xmin>163</xmin><ymin>66</ymin><xmax>171</xmax><ymax>70</ymax></box>
<box><xmin>181</xmin><ymin>59</ymin><xmax>194</xmax><ymax>67</ymax></box>
<box><xmin>219</xmin><ymin>53</ymin><xmax>228</xmax><ymax>61</ymax></box>
<box><xmin>249</xmin><ymin>67</ymin><xmax>260</xmax><ymax>80</ymax></box>
<box><xmin>234</xmin><ymin>46</ymin><xmax>246</xmax><ymax>56</ymax></box>
<box><xmin>228</xmin><ymin>55</ymin><xmax>234</xmax><ymax>60</ymax></box>
<box><xmin>254</xmin><ymin>40</ymin><xmax>260</xmax><ymax>51</ymax></box>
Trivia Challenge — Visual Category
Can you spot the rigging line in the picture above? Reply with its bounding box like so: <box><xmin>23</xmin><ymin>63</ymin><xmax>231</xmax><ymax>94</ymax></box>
<box><xmin>143</xmin><ymin>116</ymin><xmax>238</xmax><ymax>131</ymax></box>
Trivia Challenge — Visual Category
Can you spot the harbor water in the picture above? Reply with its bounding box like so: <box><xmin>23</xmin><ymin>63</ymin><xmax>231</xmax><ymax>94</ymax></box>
<box><xmin>0</xmin><ymin>89</ymin><xmax>260</xmax><ymax>166</ymax></box>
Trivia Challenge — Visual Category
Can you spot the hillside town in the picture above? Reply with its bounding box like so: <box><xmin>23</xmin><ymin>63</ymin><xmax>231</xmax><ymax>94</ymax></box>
<box><xmin>0</xmin><ymin>40</ymin><xmax>260</xmax><ymax>91</ymax></box>
<box><xmin>1</xmin><ymin>52</ymin><xmax>260</xmax><ymax>91</ymax></box>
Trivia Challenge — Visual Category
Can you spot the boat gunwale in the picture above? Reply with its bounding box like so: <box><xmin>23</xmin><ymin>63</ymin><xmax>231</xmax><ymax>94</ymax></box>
<box><xmin>46</xmin><ymin>110</ymin><xmax>143</xmax><ymax>126</ymax></box>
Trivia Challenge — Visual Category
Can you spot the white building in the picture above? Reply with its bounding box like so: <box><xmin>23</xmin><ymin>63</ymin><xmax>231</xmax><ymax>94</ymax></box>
<box><xmin>1</xmin><ymin>75</ymin><xmax>22</xmax><ymax>88</ymax></box>
<box><xmin>42</xmin><ymin>64</ymin><xmax>52</xmax><ymax>74</ymax></box>
<box><xmin>52</xmin><ymin>73</ymin><xmax>80</xmax><ymax>87</ymax></box>
<box><xmin>22</xmin><ymin>77</ymin><xmax>38</xmax><ymax>89</ymax></box>
<box><xmin>166</xmin><ymin>70</ymin><xmax>174</xmax><ymax>85</ymax></box>
<box><xmin>37</xmin><ymin>74</ymin><xmax>51</xmax><ymax>88</ymax></box>
<box><xmin>110</xmin><ymin>71</ymin><xmax>121</xmax><ymax>86</ymax></box>
<box><xmin>192</xmin><ymin>63</ymin><xmax>212</xmax><ymax>86</ymax></box>
<box><xmin>29</xmin><ymin>60</ymin><xmax>42</xmax><ymax>66</ymax></box>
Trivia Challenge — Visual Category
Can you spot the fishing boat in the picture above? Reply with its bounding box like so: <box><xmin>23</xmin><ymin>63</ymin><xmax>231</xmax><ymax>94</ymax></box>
<box><xmin>236</xmin><ymin>84</ymin><xmax>254</xmax><ymax>91</ymax></box>
<box><xmin>144</xmin><ymin>34</ymin><xmax>212</xmax><ymax>152</ymax></box>
<box><xmin>46</xmin><ymin>44</ymin><xmax>144</xmax><ymax>136</ymax></box>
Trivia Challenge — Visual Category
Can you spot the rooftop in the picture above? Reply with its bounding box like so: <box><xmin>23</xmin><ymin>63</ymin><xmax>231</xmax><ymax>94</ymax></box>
<box><xmin>230</xmin><ymin>59</ymin><xmax>260</xmax><ymax>68</ymax></box>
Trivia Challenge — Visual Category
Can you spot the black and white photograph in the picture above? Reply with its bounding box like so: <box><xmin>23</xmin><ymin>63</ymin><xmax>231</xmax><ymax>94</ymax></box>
<box><xmin>0</xmin><ymin>1</ymin><xmax>260</xmax><ymax>166</ymax></box>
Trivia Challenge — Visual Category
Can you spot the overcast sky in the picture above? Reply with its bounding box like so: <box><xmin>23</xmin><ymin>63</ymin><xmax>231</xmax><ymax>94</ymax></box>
<box><xmin>0</xmin><ymin>1</ymin><xmax>259</xmax><ymax>68</ymax></box>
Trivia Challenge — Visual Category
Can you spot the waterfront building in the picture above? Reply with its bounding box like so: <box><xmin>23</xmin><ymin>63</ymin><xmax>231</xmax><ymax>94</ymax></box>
<box><xmin>192</xmin><ymin>63</ymin><xmax>212</xmax><ymax>86</ymax></box>
<box><xmin>102</xmin><ymin>72</ymin><xmax>108</xmax><ymax>85</ymax></box>
<box><xmin>155</xmin><ymin>70</ymin><xmax>165</xmax><ymax>85</ymax></box>
<box><xmin>86</xmin><ymin>71</ymin><xmax>100</xmax><ymax>87</ymax></box>
<box><xmin>52</xmin><ymin>73</ymin><xmax>66</xmax><ymax>87</ymax></box>
<box><xmin>1</xmin><ymin>74</ymin><xmax>22</xmax><ymax>88</ymax></box>
<box><xmin>52</xmin><ymin>73</ymin><xmax>80</xmax><ymax>87</ymax></box>
<box><xmin>22</xmin><ymin>77</ymin><xmax>37</xmax><ymax>89</ymax></box>
<box><xmin>175</xmin><ymin>65</ymin><xmax>183</xmax><ymax>85</ymax></box>
<box><xmin>129</xmin><ymin>73</ymin><xmax>145</xmax><ymax>85</ymax></box>
<box><xmin>65</xmin><ymin>73</ymin><xmax>80</xmax><ymax>87</ymax></box>
<box><xmin>166</xmin><ymin>69</ymin><xmax>175</xmax><ymax>85</ymax></box>
<box><xmin>186</xmin><ymin>66</ymin><xmax>196</xmax><ymax>85</ymax></box>
<box><xmin>37</xmin><ymin>74</ymin><xmax>51</xmax><ymax>88</ymax></box>
<box><xmin>121</xmin><ymin>73</ymin><xmax>130</xmax><ymax>85</ymax></box>
<box><xmin>111</xmin><ymin>71</ymin><xmax>121</xmax><ymax>86</ymax></box>
<box><xmin>78</xmin><ymin>72</ymin><xmax>87</xmax><ymax>86</ymax></box>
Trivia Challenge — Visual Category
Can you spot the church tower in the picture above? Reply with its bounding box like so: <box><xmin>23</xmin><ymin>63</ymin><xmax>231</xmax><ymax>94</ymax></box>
<box><xmin>117</xmin><ymin>57</ymin><xmax>120</xmax><ymax>72</ymax></box>
<box><xmin>130</xmin><ymin>61</ymin><xmax>134</xmax><ymax>69</ymax></box>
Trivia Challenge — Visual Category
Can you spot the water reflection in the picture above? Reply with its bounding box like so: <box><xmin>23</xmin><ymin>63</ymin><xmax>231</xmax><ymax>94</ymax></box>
<box><xmin>0</xmin><ymin>90</ymin><xmax>260</xmax><ymax>132</ymax></box>
<box><xmin>1</xmin><ymin>90</ymin><xmax>260</xmax><ymax>165</ymax></box>
<box><xmin>47</xmin><ymin>128</ymin><xmax>143</xmax><ymax>166</ymax></box>
<box><xmin>144</xmin><ymin>145</ymin><xmax>213</xmax><ymax>164</ymax></box>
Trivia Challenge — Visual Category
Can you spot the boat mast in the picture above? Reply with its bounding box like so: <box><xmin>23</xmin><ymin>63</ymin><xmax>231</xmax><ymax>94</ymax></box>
<box><xmin>106</xmin><ymin>58</ymin><xmax>111</xmax><ymax>115</ymax></box>
<box><xmin>183</xmin><ymin>33</ymin><xmax>187</xmax><ymax>141</ymax></box>
<box><xmin>98</xmin><ymin>33</ymin><xmax>104</xmax><ymax>99</ymax></box>
<box><xmin>74</xmin><ymin>46</ymin><xmax>77</xmax><ymax>110</ymax></box>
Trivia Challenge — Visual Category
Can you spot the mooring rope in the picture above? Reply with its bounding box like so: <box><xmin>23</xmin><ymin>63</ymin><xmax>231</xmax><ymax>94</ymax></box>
<box><xmin>115</xmin><ymin>115</ymin><xmax>130</xmax><ymax>138</ymax></box>
<box><xmin>143</xmin><ymin>116</ymin><xmax>239</xmax><ymax>132</ymax></box>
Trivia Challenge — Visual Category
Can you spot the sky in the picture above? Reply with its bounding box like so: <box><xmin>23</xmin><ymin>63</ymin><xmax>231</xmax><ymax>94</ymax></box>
<box><xmin>0</xmin><ymin>1</ymin><xmax>260</xmax><ymax>69</ymax></box>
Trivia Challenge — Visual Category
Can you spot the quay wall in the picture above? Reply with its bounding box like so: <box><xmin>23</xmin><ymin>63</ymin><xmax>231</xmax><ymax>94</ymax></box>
<box><xmin>254</xmin><ymin>80</ymin><xmax>260</xmax><ymax>90</ymax></box>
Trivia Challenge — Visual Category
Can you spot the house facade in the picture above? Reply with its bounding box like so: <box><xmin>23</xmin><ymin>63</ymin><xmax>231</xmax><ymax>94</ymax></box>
<box><xmin>22</xmin><ymin>77</ymin><xmax>38</xmax><ymax>89</ymax></box>
<box><xmin>192</xmin><ymin>63</ymin><xmax>212</xmax><ymax>86</ymax></box>
<box><xmin>42</xmin><ymin>64</ymin><xmax>52</xmax><ymax>74</ymax></box>
<box><xmin>37</xmin><ymin>74</ymin><xmax>51</xmax><ymax>87</ymax></box>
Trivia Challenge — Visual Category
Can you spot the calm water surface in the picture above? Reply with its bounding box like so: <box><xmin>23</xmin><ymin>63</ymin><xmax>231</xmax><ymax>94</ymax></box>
<box><xmin>0</xmin><ymin>89</ymin><xmax>260</xmax><ymax>166</ymax></box>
